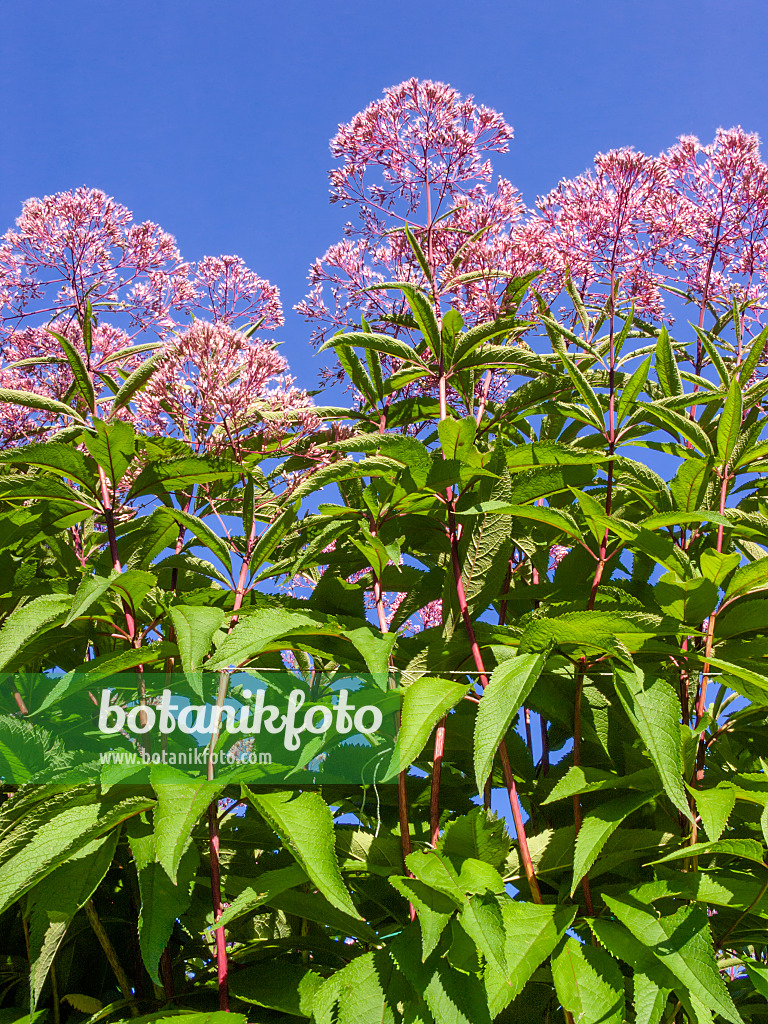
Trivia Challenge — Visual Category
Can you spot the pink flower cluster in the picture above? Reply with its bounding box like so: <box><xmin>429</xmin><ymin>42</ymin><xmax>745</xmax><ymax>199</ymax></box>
<box><xmin>0</xmin><ymin>188</ymin><xmax>309</xmax><ymax>447</ymax></box>
<box><xmin>300</xmin><ymin>80</ymin><xmax>768</xmax><ymax>345</ymax></box>
<box><xmin>297</xmin><ymin>79</ymin><xmax>528</xmax><ymax>345</ymax></box>
<box><xmin>133</xmin><ymin>320</ymin><xmax>314</xmax><ymax>453</ymax></box>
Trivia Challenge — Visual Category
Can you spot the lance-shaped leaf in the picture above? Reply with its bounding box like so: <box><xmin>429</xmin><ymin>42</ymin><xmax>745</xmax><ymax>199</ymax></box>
<box><xmin>438</xmin><ymin>415</ymin><xmax>477</xmax><ymax>462</ymax></box>
<box><xmin>590</xmin><ymin>918</ymin><xmax>681</xmax><ymax>1024</ymax></box>
<box><xmin>0</xmin><ymin>594</ymin><xmax>73</xmax><ymax>673</ymax></box>
<box><xmin>0</xmin><ymin>443</ymin><xmax>98</xmax><ymax>493</ymax></box>
<box><xmin>614</xmin><ymin>664</ymin><xmax>692</xmax><ymax>821</ymax></box>
<box><xmin>385</xmin><ymin>676</ymin><xmax>471</xmax><ymax>779</ymax></box>
<box><xmin>717</xmin><ymin>376</ymin><xmax>743</xmax><ymax>465</ymax></box>
<box><xmin>390</xmin><ymin>926</ymin><xmax>493</xmax><ymax>1024</ymax></box>
<box><xmin>559</xmin><ymin>351</ymin><xmax>605</xmax><ymax>424</ymax></box>
<box><xmin>244</xmin><ymin>788</ymin><xmax>359</xmax><ymax>918</ymax></box>
<box><xmin>26</xmin><ymin>830</ymin><xmax>120</xmax><ymax>1007</ymax></box>
<box><xmin>167</xmin><ymin>604</ymin><xmax>226</xmax><ymax>698</ymax></box>
<box><xmin>0</xmin><ymin>387</ymin><xmax>85</xmax><ymax>423</ymax></box>
<box><xmin>552</xmin><ymin>938</ymin><xmax>625</xmax><ymax>1024</ymax></box>
<box><xmin>473</xmin><ymin>653</ymin><xmax>546</xmax><ymax>792</ymax></box>
<box><xmin>389</xmin><ymin>875</ymin><xmax>456</xmax><ymax>959</ymax></box>
<box><xmin>739</xmin><ymin>324</ymin><xmax>768</xmax><ymax>385</ymax></box>
<box><xmin>64</xmin><ymin>574</ymin><xmax>114</xmax><ymax>627</ymax></box>
<box><xmin>83</xmin><ymin>419</ymin><xmax>136</xmax><ymax>486</ymax></box>
<box><xmin>209</xmin><ymin>863</ymin><xmax>308</xmax><ymax>932</ymax></box>
<box><xmin>110</xmin><ymin>348</ymin><xmax>166</xmax><ymax>416</ymax></box>
<box><xmin>571</xmin><ymin>790</ymin><xmax>658</xmax><ymax>895</ymax></box>
<box><xmin>0</xmin><ymin>789</ymin><xmax>154</xmax><ymax>914</ymax></box>
<box><xmin>230</xmin><ymin>960</ymin><xmax>323</xmax><ymax>1018</ymax></box>
<box><xmin>127</xmin><ymin>815</ymin><xmax>199</xmax><ymax>984</ymax></box>
<box><xmin>484</xmin><ymin>902</ymin><xmax>577</xmax><ymax>1018</ymax></box>
<box><xmin>150</xmin><ymin>764</ymin><xmax>222</xmax><ymax>882</ymax></box>
<box><xmin>688</xmin><ymin>783</ymin><xmax>737</xmax><ymax>842</ymax></box>
<box><xmin>655</xmin><ymin>326</ymin><xmax>683</xmax><ymax>398</ymax></box>
<box><xmin>48</xmin><ymin>331</ymin><xmax>96</xmax><ymax>412</ymax></box>
<box><xmin>604</xmin><ymin>896</ymin><xmax>744</xmax><ymax>1024</ymax></box>
<box><xmin>617</xmin><ymin>354</ymin><xmax>652</xmax><ymax>424</ymax></box>
<box><xmin>321</xmin><ymin>329</ymin><xmax>427</xmax><ymax>368</ymax></box>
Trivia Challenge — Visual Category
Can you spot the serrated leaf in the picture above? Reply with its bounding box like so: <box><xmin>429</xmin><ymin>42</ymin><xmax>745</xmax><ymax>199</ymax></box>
<box><xmin>614</xmin><ymin>664</ymin><xmax>692</xmax><ymax>821</ymax></box>
<box><xmin>167</xmin><ymin>605</ymin><xmax>226</xmax><ymax>698</ymax></box>
<box><xmin>127</xmin><ymin>816</ymin><xmax>199</xmax><ymax>985</ymax></box>
<box><xmin>552</xmin><ymin>937</ymin><xmax>625</xmax><ymax>1024</ymax></box>
<box><xmin>244</xmin><ymin>788</ymin><xmax>359</xmax><ymax>918</ymax></box>
<box><xmin>572</xmin><ymin>790</ymin><xmax>657</xmax><ymax>895</ymax></box>
<box><xmin>385</xmin><ymin>677</ymin><xmax>470</xmax><ymax>779</ymax></box>
<box><xmin>473</xmin><ymin>653</ymin><xmax>546</xmax><ymax>791</ymax></box>
<box><xmin>0</xmin><ymin>595</ymin><xmax>73</xmax><ymax>673</ymax></box>
<box><xmin>690</xmin><ymin>783</ymin><xmax>736</xmax><ymax>842</ymax></box>
<box><xmin>26</xmin><ymin>830</ymin><xmax>119</xmax><ymax>1006</ymax></box>
<box><xmin>717</xmin><ymin>377</ymin><xmax>743</xmax><ymax>464</ymax></box>
<box><xmin>150</xmin><ymin>764</ymin><xmax>221</xmax><ymax>882</ymax></box>
<box><xmin>604</xmin><ymin>896</ymin><xmax>744</xmax><ymax>1024</ymax></box>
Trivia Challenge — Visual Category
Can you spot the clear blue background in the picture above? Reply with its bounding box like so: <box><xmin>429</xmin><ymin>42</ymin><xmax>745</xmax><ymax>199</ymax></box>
<box><xmin>2</xmin><ymin>0</ymin><xmax>767</xmax><ymax>390</ymax></box>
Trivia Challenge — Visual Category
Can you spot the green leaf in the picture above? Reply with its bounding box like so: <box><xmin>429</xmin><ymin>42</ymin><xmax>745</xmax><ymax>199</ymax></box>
<box><xmin>0</xmin><ymin>789</ymin><xmax>154</xmax><ymax>915</ymax></box>
<box><xmin>0</xmin><ymin>443</ymin><xmax>97</xmax><ymax>492</ymax></box>
<box><xmin>614</xmin><ymin>664</ymin><xmax>692</xmax><ymax>821</ymax></box>
<box><xmin>209</xmin><ymin>608</ymin><xmax>330</xmax><ymax>669</ymax></box>
<box><xmin>390</xmin><ymin>926</ymin><xmax>492</xmax><ymax>1024</ymax></box>
<box><xmin>717</xmin><ymin>377</ymin><xmax>743</xmax><ymax>464</ymax></box>
<box><xmin>389</xmin><ymin>875</ymin><xmax>456</xmax><ymax>958</ymax></box>
<box><xmin>322</xmin><ymin>330</ymin><xmax>426</xmax><ymax>368</ymax></box>
<box><xmin>0</xmin><ymin>595</ymin><xmax>73</xmax><ymax>672</ymax></box>
<box><xmin>459</xmin><ymin>893</ymin><xmax>507</xmax><ymax>976</ymax></box>
<box><xmin>0</xmin><ymin>387</ymin><xmax>84</xmax><ymax>424</ymax></box>
<box><xmin>167</xmin><ymin>605</ymin><xmax>226</xmax><ymax>698</ymax></box>
<box><xmin>689</xmin><ymin>784</ymin><xmax>736</xmax><ymax>842</ymax></box>
<box><xmin>648</xmin><ymin>838</ymin><xmax>765</xmax><ymax>866</ymax></box>
<box><xmin>655</xmin><ymin>325</ymin><xmax>683</xmax><ymax>398</ymax></box>
<box><xmin>49</xmin><ymin>331</ymin><xmax>96</xmax><ymax>412</ymax></box>
<box><xmin>699</xmin><ymin>549</ymin><xmax>741</xmax><ymax>588</ymax></box>
<box><xmin>83</xmin><ymin>419</ymin><xmax>135</xmax><ymax>486</ymax></box>
<box><xmin>150</xmin><ymin>765</ymin><xmax>221</xmax><ymax>882</ymax></box>
<box><xmin>617</xmin><ymin>355</ymin><xmax>652</xmax><ymax>424</ymax></box>
<box><xmin>312</xmin><ymin>950</ymin><xmax>398</xmax><ymax>1024</ymax></box>
<box><xmin>343</xmin><ymin>626</ymin><xmax>396</xmax><ymax>681</ymax></box>
<box><xmin>210</xmin><ymin>863</ymin><xmax>307</xmax><ymax>932</ymax></box>
<box><xmin>559</xmin><ymin>352</ymin><xmax>604</xmax><ymax>424</ymax></box>
<box><xmin>26</xmin><ymin>830</ymin><xmax>119</xmax><ymax>1006</ymax></box>
<box><xmin>64</xmin><ymin>574</ymin><xmax>114</xmax><ymax>627</ymax></box>
<box><xmin>438</xmin><ymin>416</ymin><xmax>477</xmax><ymax>462</ymax></box>
<box><xmin>127</xmin><ymin>816</ymin><xmax>199</xmax><ymax>985</ymax></box>
<box><xmin>110</xmin><ymin>349</ymin><xmax>166</xmax><ymax>416</ymax></box>
<box><xmin>590</xmin><ymin>918</ymin><xmax>678</xmax><ymax>1024</ymax></box>
<box><xmin>572</xmin><ymin>790</ymin><xmax>657</xmax><ymax>895</ymax></box>
<box><xmin>551</xmin><ymin>937</ymin><xmax>625</xmax><ymax>1024</ymax></box>
<box><xmin>159</xmin><ymin>507</ymin><xmax>232</xmax><ymax>570</ymax></box>
<box><xmin>484</xmin><ymin>902</ymin><xmax>577</xmax><ymax>1019</ymax></box>
<box><xmin>438</xmin><ymin>807</ymin><xmax>511</xmax><ymax>872</ymax></box>
<box><xmin>473</xmin><ymin>653</ymin><xmax>546</xmax><ymax>792</ymax></box>
<box><xmin>604</xmin><ymin>896</ymin><xmax>744</xmax><ymax>1024</ymax></box>
<box><xmin>385</xmin><ymin>677</ymin><xmax>470</xmax><ymax>779</ymax></box>
<box><xmin>244</xmin><ymin>788</ymin><xmax>359</xmax><ymax>918</ymax></box>
<box><xmin>230</xmin><ymin>954</ymin><xmax>323</xmax><ymax>1017</ymax></box>
<box><xmin>725</xmin><ymin>556</ymin><xmax>768</xmax><ymax>598</ymax></box>
<box><xmin>739</xmin><ymin>324</ymin><xmax>768</xmax><ymax>386</ymax></box>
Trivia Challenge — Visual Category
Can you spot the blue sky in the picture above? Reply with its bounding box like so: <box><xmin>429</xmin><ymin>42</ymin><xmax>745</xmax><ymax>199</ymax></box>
<box><xmin>2</xmin><ymin>0</ymin><xmax>767</xmax><ymax>390</ymax></box>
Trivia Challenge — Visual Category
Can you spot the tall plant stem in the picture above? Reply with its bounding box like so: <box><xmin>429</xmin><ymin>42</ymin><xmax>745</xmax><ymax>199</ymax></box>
<box><xmin>448</xmin><ymin>506</ymin><xmax>542</xmax><ymax>903</ymax></box>
<box><xmin>205</xmin><ymin>513</ymin><xmax>252</xmax><ymax>1012</ymax></box>
<box><xmin>692</xmin><ymin>467</ymin><xmax>730</xmax><ymax>800</ymax></box>
<box><xmin>373</xmin><ymin>405</ymin><xmax>414</xmax><ymax>899</ymax></box>
<box><xmin>85</xmin><ymin>900</ymin><xmax>139</xmax><ymax>1017</ymax></box>
<box><xmin>571</xmin><ymin>278</ymin><xmax>618</xmax><ymax>914</ymax></box>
